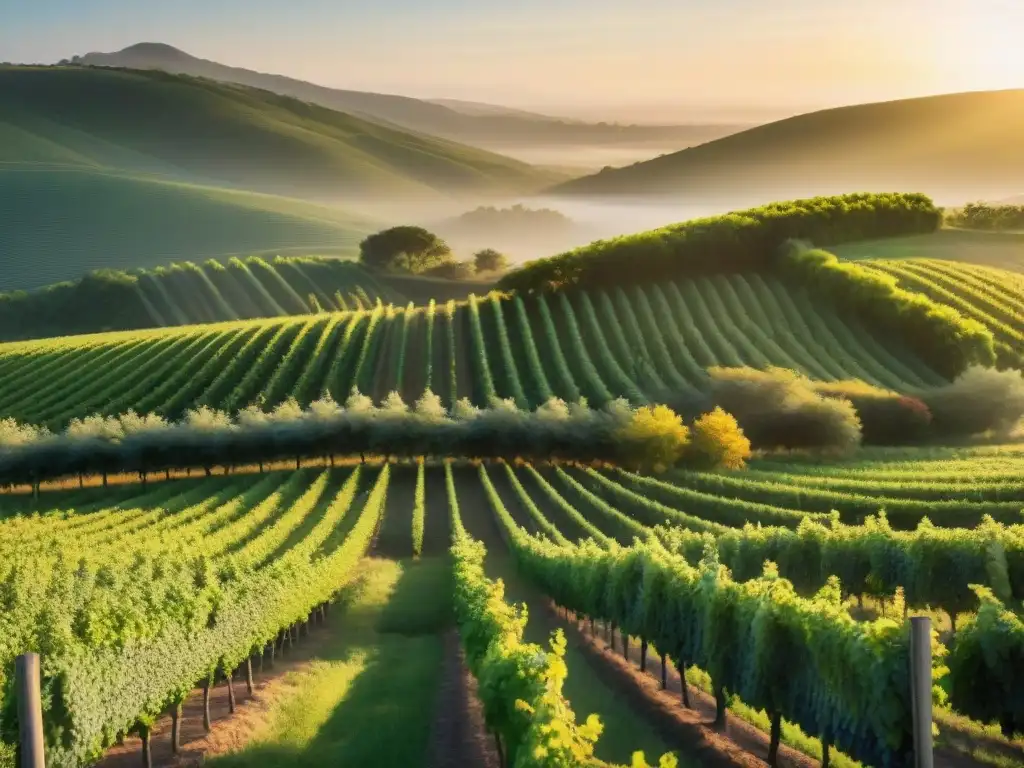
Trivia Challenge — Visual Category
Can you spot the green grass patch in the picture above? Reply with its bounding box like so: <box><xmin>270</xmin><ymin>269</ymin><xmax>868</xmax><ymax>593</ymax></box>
<box><xmin>208</xmin><ymin>556</ymin><xmax>447</xmax><ymax>768</ymax></box>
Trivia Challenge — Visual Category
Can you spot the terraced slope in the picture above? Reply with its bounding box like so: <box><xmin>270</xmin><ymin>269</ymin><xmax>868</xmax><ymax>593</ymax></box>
<box><xmin>134</xmin><ymin>257</ymin><xmax>407</xmax><ymax>325</ymax></box>
<box><xmin>0</xmin><ymin>273</ymin><xmax>945</xmax><ymax>428</ymax></box>
<box><xmin>859</xmin><ymin>259</ymin><xmax>1024</xmax><ymax>369</ymax></box>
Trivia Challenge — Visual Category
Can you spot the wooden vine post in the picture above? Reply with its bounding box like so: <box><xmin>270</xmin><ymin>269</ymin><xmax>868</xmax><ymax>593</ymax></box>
<box><xmin>15</xmin><ymin>653</ymin><xmax>45</xmax><ymax>768</ymax></box>
<box><xmin>910</xmin><ymin>617</ymin><xmax>934</xmax><ymax>768</ymax></box>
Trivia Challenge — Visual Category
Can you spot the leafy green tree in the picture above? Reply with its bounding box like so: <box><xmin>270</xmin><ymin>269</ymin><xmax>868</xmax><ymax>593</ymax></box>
<box><xmin>424</xmin><ymin>259</ymin><xmax>477</xmax><ymax>280</ymax></box>
<box><xmin>358</xmin><ymin>226</ymin><xmax>451</xmax><ymax>274</ymax></box>
<box><xmin>473</xmin><ymin>248</ymin><xmax>509</xmax><ymax>273</ymax></box>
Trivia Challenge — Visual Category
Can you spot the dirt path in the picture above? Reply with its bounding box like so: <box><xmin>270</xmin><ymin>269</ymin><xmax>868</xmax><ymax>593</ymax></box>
<box><xmin>426</xmin><ymin>629</ymin><xmax>501</xmax><ymax>768</ymax></box>
<box><xmin>98</xmin><ymin>621</ymin><xmax>337</xmax><ymax>768</ymax></box>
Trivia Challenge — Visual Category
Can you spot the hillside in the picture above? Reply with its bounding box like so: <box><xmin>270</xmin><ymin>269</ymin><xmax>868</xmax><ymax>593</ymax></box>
<box><xmin>831</xmin><ymin>228</ymin><xmax>1024</xmax><ymax>272</ymax></box>
<box><xmin>0</xmin><ymin>167</ymin><xmax>373</xmax><ymax>291</ymax></box>
<box><xmin>0</xmin><ymin>65</ymin><xmax>559</xmax><ymax>202</ymax></box>
<box><xmin>69</xmin><ymin>43</ymin><xmax>743</xmax><ymax>153</ymax></box>
<box><xmin>860</xmin><ymin>259</ymin><xmax>1024</xmax><ymax>369</ymax></box>
<box><xmin>0</xmin><ymin>254</ymin><xmax>497</xmax><ymax>341</ymax></box>
<box><xmin>550</xmin><ymin>89</ymin><xmax>1024</xmax><ymax>205</ymax></box>
<box><xmin>0</xmin><ymin>271</ymin><xmax>950</xmax><ymax>429</ymax></box>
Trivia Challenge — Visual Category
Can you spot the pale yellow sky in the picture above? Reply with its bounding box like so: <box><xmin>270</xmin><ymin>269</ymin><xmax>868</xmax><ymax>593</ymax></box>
<box><xmin>9</xmin><ymin>0</ymin><xmax>1024</xmax><ymax>121</ymax></box>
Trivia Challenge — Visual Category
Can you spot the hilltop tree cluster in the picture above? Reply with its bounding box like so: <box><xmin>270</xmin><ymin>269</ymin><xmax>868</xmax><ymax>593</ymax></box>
<box><xmin>358</xmin><ymin>226</ymin><xmax>509</xmax><ymax>279</ymax></box>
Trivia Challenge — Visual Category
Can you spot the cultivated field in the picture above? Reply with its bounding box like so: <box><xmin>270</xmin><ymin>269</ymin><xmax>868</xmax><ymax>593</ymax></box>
<box><xmin>2</xmin><ymin>192</ymin><xmax>1022</xmax><ymax>768</ymax></box>
<box><xmin>0</xmin><ymin>272</ymin><xmax>957</xmax><ymax>429</ymax></box>
<box><xmin>2</xmin><ymin>454</ymin><xmax>1021</xmax><ymax>767</ymax></box>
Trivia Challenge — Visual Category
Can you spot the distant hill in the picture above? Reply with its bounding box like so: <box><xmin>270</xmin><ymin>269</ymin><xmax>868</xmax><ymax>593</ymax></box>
<box><xmin>426</xmin><ymin>98</ymin><xmax>567</xmax><ymax>121</ymax></box>
<box><xmin>0</xmin><ymin>65</ymin><xmax>560</xmax><ymax>202</ymax></box>
<box><xmin>550</xmin><ymin>89</ymin><xmax>1024</xmax><ymax>205</ymax></box>
<box><xmin>0</xmin><ymin>166</ymin><xmax>375</xmax><ymax>291</ymax></box>
<box><xmin>68</xmin><ymin>43</ymin><xmax>742</xmax><ymax>151</ymax></box>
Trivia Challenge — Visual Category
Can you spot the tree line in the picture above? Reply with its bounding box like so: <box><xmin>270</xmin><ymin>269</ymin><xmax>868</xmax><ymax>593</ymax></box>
<box><xmin>494</xmin><ymin>192</ymin><xmax>942</xmax><ymax>295</ymax></box>
<box><xmin>0</xmin><ymin>392</ymin><xmax>748</xmax><ymax>491</ymax></box>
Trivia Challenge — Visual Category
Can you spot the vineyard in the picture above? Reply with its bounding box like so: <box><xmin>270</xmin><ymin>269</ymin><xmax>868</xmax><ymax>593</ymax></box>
<box><xmin>2</xmin><ymin>452</ymin><xmax>1022</xmax><ymax>767</ymax></box>
<box><xmin>0</xmin><ymin>272</ymin><xmax>954</xmax><ymax>429</ymax></box>
<box><xmin>132</xmin><ymin>257</ymin><xmax>406</xmax><ymax>324</ymax></box>
<box><xmin>859</xmin><ymin>260</ymin><xmax>1024</xmax><ymax>369</ymax></box>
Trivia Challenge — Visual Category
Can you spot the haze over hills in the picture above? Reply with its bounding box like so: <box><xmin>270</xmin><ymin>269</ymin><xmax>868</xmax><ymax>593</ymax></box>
<box><xmin>550</xmin><ymin>89</ymin><xmax>1024</xmax><ymax>207</ymax></box>
<box><xmin>0</xmin><ymin>65</ymin><xmax>558</xmax><ymax>203</ymax></box>
<box><xmin>68</xmin><ymin>43</ymin><xmax>744</xmax><ymax>165</ymax></box>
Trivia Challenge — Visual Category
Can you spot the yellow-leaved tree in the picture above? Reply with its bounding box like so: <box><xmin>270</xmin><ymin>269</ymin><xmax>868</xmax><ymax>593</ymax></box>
<box><xmin>616</xmin><ymin>405</ymin><xmax>690</xmax><ymax>473</ymax></box>
<box><xmin>689</xmin><ymin>407</ymin><xmax>751</xmax><ymax>470</ymax></box>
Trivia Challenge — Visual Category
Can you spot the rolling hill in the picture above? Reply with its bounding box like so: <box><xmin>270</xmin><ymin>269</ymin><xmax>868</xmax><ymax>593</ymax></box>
<box><xmin>550</xmin><ymin>89</ymin><xmax>1024</xmax><ymax>205</ymax></box>
<box><xmin>832</xmin><ymin>228</ymin><xmax>1024</xmax><ymax>272</ymax></box>
<box><xmin>69</xmin><ymin>43</ymin><xmax>744</xmax><ymax>153</ymax></box>
<box><xmin>0</xmin><ymin>270</ymin><xmax>949</xmax><ymax>428</ymax></box>
<box><xmin>0</xmin><ymin>65</ymin><xmax>560</xmax><ymax>202</ymax></box>
<box><xmin>0</xmin><ymin>167</ymin><xmax>374</xmax><ymax>291</ymax></box>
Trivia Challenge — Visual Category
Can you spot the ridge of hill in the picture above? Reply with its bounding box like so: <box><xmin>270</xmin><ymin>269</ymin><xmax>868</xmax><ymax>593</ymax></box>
<box><xmin>549</xmin><ymin>88</ymin><xmax>1024</xmax><ymax>205</ymax></box>
<box><xmin>69</xmin><ymin>43</ymin><xmax>743</xmax><ymax>151</ymax></box>
<box><xmin>0</xmin><ymin>65</ymin><xmax>559</xmax><ymax>202</ymax></box>
<box><xmin>0</xmin><ymin>167</ymin><xmax>375</xmax><ymax>292</ymax></box>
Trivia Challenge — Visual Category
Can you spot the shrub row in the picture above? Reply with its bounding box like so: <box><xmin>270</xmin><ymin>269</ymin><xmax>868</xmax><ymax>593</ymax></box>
<box><xmin>497</xmin><ymin>193</ymin><xmax>941</xmax><ymax>294</ymax></box>
<box><xmin>0</xmin><ymin>394</ymin><xmax>739</xmax><ymax>489</ymax></box>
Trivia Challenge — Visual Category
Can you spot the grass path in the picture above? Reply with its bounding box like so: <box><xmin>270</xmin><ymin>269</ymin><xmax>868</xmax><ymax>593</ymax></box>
<box><xmin>198</xmin><ymin>556</ymin><xmax>449</xmax><ymax>768</ymax></box>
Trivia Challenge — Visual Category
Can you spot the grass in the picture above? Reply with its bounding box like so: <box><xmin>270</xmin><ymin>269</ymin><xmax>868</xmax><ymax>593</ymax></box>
<box><xmin>832</xmin><ymin>228</ymin><xmax>1024</xmax><ymax>272</ymax></box>
<box><xmin>0</xmin><ymin>167</ymin><xmax>373</xmax><ymax>291</ymax></box>
<box><xmin>208</xmin><ymin>556</ymin><xmax>450</xmax><ymax>768</ymax></box>
<box><xmin>0</xmin><ymin>65</ymin><xmax>557</xmax><ymax>201</ymax></box>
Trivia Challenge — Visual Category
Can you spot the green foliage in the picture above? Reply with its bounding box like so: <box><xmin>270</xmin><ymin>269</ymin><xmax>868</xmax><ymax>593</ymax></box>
<box><xmin>946</xmin><ymin>588</ymin><xmax>1024</xmax><ymax>739</ymax></box>
<box><xmin>615</xmin><ymin>405</ymin><xmax>690</xmax><ymax>473</ymax></box>
<box><xmin>359</xmin><ymin>227</ymin><xmax>451</xmax><ymax>275</ymax></box>
<box><xmin>0</xmin><ymin>396</ymin><xmax>693</xmax><ymax>487</ymax></box>
<box><xmin>487</xmin><ymin>496</ymin><xmax>933</xmax><ymax>768</ymax></box>
<box><xmin>450</xmin><ymin>464</ymin><xmax>671</xmax><ymax>767</ymax></box>
<box><xmin>0</xmin><ymin>466</ymin><xmax>388</xmax><ymax>764</ymax></box>
<box><xmin>947</xmin><ymin>202</ymin><xmax>1024</xmax><ymax>231</ymax></box>
<box><xmin>707</xmin><ymin>367</ymin><xmax>864</xmax><ymax>452</ymax></box>
<box><xmin>455</xmin><ymin>205</ymin><xmax>572</xmax><ymax>234</ymax></box>
<box><xmin>474</xmin><ymin>248</ymin><xmax>511</xmax><ymax>273</ymax></box>
<box><xmin>813</xmin><ymin>380</ymin><xmax>933</xmax><ymax>445</ymax></box>
<box><xmin>411</xmin><ymin>458</ymin><xmax>426</xmax><ymax>557</ymax></box>
<box><xmin>781</xmin><ymin>246</ymin><xmax>996</xmax><ymax>378</ymax></box>
<box><xmin>422</xmin><ymin>259</ymin><xmax>477</xmax><ymax>280</ymax></box>
<box><xmin>919</xmin><ymin>365</ymin><xmax>1024</xmax><ymax>438</ymax></box>
<box><xmin>497</xmin><ymin>192</ymin><xmax>941</xmax><ymax>294</ymax></box>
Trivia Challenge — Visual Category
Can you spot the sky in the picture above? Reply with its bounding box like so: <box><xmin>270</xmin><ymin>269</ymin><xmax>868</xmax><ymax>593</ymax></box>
<box><xmin>3</xmin><ymin>0</ymin><xmax>1024</xmax><ymax>122</ymax></box>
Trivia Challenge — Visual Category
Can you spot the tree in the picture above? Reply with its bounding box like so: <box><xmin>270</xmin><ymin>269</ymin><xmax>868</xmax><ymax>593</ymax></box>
<box><xmin>689</xmin><ymin>407</ymin><xmax>751</xmax><ymax>470</ymax></box>
<box><xmin>615</xmin><ymin>405</ymin><xmax>689</xmax><ymax>473</ymax></box>
<box><xmin>424</xmin><ymin>260</ymin><xmax>477</xmax><ymax>280</ymax></box>
<box><xmin>473</xmin><ymin>249</ymin><xmax>509</xmax><ymax>273</ymax></box>
<box><xmin>358</xmin><ymin>226</ymin><xmax>451</xmax><ymax>274</ymax></box>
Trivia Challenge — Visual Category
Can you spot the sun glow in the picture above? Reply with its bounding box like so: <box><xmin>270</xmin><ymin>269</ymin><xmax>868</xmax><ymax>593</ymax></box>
<box><xmin>937</xmin><ymin>3</ymin><xmax>1024</xmax><ymax>92</ymax></box>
